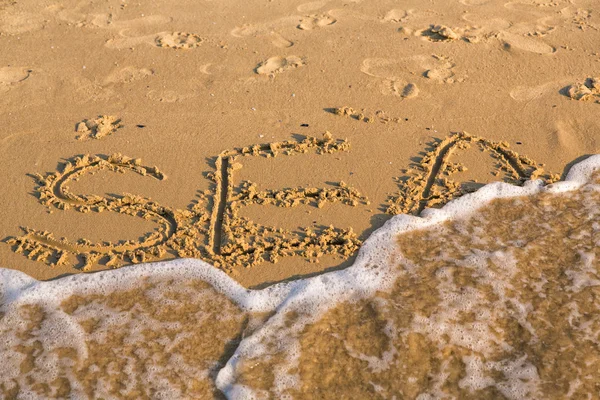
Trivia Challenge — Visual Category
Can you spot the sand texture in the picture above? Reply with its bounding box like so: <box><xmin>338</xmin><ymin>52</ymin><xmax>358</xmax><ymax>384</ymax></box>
<box><xmin>4</xmin><ymin>0</ymin><xmax>600</xmax><ymax>397</ymax></box>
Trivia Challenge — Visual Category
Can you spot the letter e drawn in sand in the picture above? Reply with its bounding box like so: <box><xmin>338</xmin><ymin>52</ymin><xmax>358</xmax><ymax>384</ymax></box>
<box><xmin>208</xmin><ymin>132</ymin><xmax>370</xmax><ymax>269</ymax></box>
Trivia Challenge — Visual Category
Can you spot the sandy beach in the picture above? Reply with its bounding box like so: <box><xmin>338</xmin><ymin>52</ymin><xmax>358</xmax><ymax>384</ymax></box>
<box><xmin>1</xmin><ymin>0</ymin><xmax>600</xmax><ymax>398</ymax></box>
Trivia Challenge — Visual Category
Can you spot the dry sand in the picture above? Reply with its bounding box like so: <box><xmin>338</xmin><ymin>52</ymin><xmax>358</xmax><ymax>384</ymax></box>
<box><xmin>1</xmin><ymin>1</ymin><xmax>599</xmax><ymax>282</ymax></box>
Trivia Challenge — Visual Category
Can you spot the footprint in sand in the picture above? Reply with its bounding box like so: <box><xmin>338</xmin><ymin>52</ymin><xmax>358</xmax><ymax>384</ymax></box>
<box><xmin>75</xmin><ymin>116</ymin><xmax>122</xmax><ymax>140</ymax></box>
<box><xmin>231</xmin><ymin>28</ymin><xmax>294</xmax><ymax>48</ymax></box>
<box><xmin>361</xmin><ymin>55</ymin><xmax>463</xmax><ymax>97</ymax></box>
<box><xmin>419</xmin><ymin>25</ymin><xmax>462</xmax><ymax>42</ymax></box>
<box><xmin>230</xmin><ymin>16</ymin><xmax>300</xmax><ymax>48</ymax></box>
<box><xmin>104</xmin><ymin>66</ymin><xmax>154</xmax><ymax>85</ymax></box>
<box><xmin>73</xmin><ymin>77</ymin><xmax>115</xmax><ymax>102</ymax></box>
<box><xmin>410</xmin><ymin>23</ymin><xmax>556</xmax><ymax>54</ymax></box>
<box><xmin>547</xmin><ymin>120</ymin><xmax>596</xmax><ymax>153</ymax></box>
<box><xmin>361</xmin><ymin>58</ymin><xmax>418</xmax><ymax>97</ymax></box>
<box><xmin>73</xmin><ymin>67</ymin><xmax>153</xmax><ymax>103</ymax></box>
<box><xmin>378</xmin><ymin>80</ymin><xmax>419</xmax><ymax>98</ymax></box>
<box><xmin>155</xmin><ymin>32</ymin><xmax>204</xmax><ymax>49</ymax></box>
<box><xmin>381</xmin><ymin>7</ymin><xmax>436</xmax><ymax>26</ymax></box>
<box><xmin>399</xmin><ymin>23</ymin><xmax>479</xmax><ymax>43</ymax></box>
<box><xmin>563</xmin><ymin>78</ymin><xmax>600</xmax><ymax>104</ymax></box>
<box><xmin>297</xmin><ymin>14</ymin><xmax>336</xmax><ymax>30</ymax></box>
<box><xmin>255</xmin><ymin>56</ymin><xmax>306</xmax><ymax>76</ymax></box>
<box><xmin>498</xmin><ymin>31</ymin><xmax>555</xmax><ymax>54</ymax></box>
<box><xmin>423</xmin><ymin>68</ymin><xmax>453</xmax><ymax>83</ymax></box>
<box><xmin>458</xmin><ymin>10</ymin><xmax>558</xmax><ymax>53</ymax></box>
<box><xmin>106</xmin><ymin>31</ymin><xmax>204</xmax><ymax>50</ymax></box>
<box><xmin>509</xmin><ymin>78</ymin><xmax>574</xmax><ymax>102</ymax></box>
<box><xmin>53</xmin><ymin>5</ymin><xmax>171</xmax><ymax>31</ymax></box>
<box><xmin>382</xmin><ymin>9</ymin><xmax>411</xmax><ymax>23</ymax></box>
<box><xmin>297</xmin><ymin>1</ymin><xmax>328</xmax><ymax>12</ymax></box>
<box><xmin>421</xmin><ymin>55</ymin><xmax>462</xmax><ymax>83</ymax></box>
<box><xmin>230</xmin><ymin>12</ymin><xmax>334</xmax><ymax>46</ymax></box>
<box><xmin>146</xmin><ymin>89</ymin><xmax>195</xmax><ymax>103</ymax></box>
<box><xmin>560</xmin><ymin>6</ymin><xmax>597</xmax><ymax>31</ymax></box>
<box><xmin>50</xmin><ymin>6</ymin><xmax>188</xmax><ymax>51</ymax></box>
<box><xmin>268</xmin><ymin>32</ymin><xmax>294</xmax><ymax>48</ymax></box>
<box><xmin>395</xmin><ymin>6</ymin><xmax>559</xmax><ymax>54</ymax></box>
<box><xmin>0</xmin><ymin>67</ymin><xmax>31</xmax><ymax>92</ymax></box>
<box><xmin>231</xmin><ymin>16</ymin><xmax>300</xmax><ymax>38</ymax></box>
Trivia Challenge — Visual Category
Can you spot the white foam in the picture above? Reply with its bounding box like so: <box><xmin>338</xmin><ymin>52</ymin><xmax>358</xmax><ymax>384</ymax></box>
<box><xmin>2</xmin><ymin>154</ymin><xmax>600</xmax><ymax>399</ymax></box>
<box><xmin>1</xmin><ymin>258</ymin><xmax>295</xmax><ymax>313</ymax></box>
<box><xmin>0</xmin><ymin>267</ymin><xmax>37</xmax><ymax>305</ymax></box>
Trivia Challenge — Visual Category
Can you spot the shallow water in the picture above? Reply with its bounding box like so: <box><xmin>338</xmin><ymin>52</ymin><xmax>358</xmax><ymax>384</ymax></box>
<box><xmin>1</xmin><ymin>277</ymin><xmax>247</xmax><ymax>398</ymax></box>
<box><xmin>1</xmin><ymin>156</ymin><xmax>600</xmax><ymax>399</ymax></box>
<box><xmin>233</xmin><ymin>176</ymin><xmax>600</xmax><ymax>399</ymax></box>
